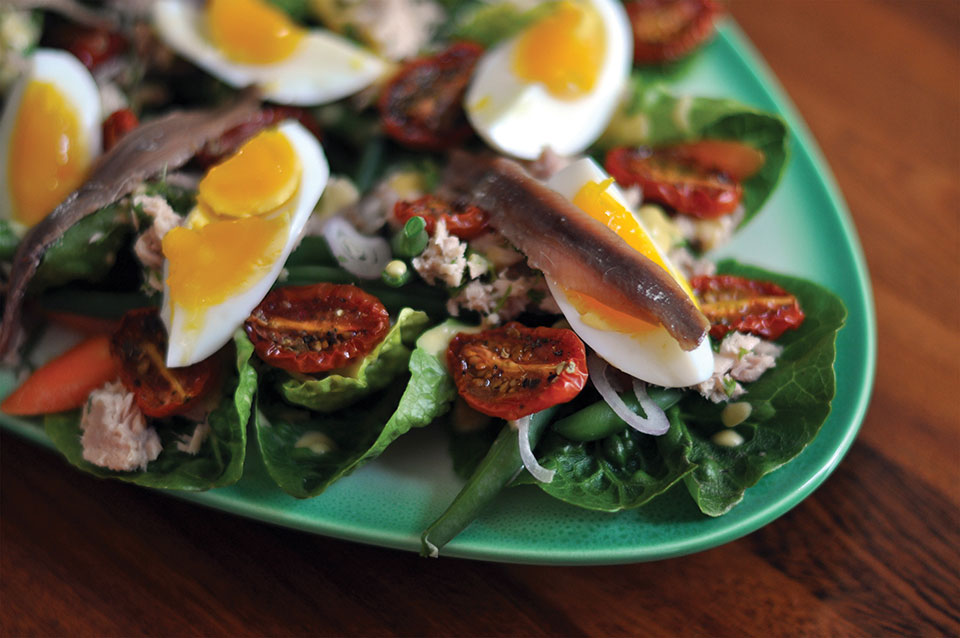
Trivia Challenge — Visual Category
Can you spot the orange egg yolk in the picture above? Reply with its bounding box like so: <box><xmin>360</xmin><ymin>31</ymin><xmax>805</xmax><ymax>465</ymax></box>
<box><xmin>8</xmin><ymin>81</ymin><xmax>90</xmax><ymax>227</ymax></box>
<box><xmin>512</xmin><ymin>0</ymin><xmax>605</xmax><ymax>100</ymax></box>
<box><xmin>162</xmin><ymin>212</ymin><xmax>289</xmax><ymax>315</ymax></box>
<box><xmin>206</xmin><ymin>0</ymin><xmax>305</xmax><ymax>65</ymax></box>
<box><xmin>196</xmin><ymin>129</ymin><xmax>302</xmax><ymax>218</ymax></box>
<box><xmin>163</xmin><ymin>128</ymin><xmax>301</xmax><ymax>323</ymax></box>
<box><xmin>567</xmin><ymin>178</ymin><xmax>696</xmax><ymax>334</ymax></box>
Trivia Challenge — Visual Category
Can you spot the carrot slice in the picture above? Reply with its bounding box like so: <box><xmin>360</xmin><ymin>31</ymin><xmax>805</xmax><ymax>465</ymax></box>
<box><xmin>1</xmin><ymin>335</ymin><xmax>118</xmax><ymax>415</ymax></box>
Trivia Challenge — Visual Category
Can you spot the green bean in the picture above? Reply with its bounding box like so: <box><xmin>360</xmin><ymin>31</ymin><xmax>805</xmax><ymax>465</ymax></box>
<box><xmin>420</xmin><ymin>406</ymin><xmax>559</xmax><ymax>557</ymax></box>
<box><xmin>551</xmin><ymin>386</ymin><xmax>684</xmax><ymax>442</ymax></box>
<box><xmin>353</xmin><ymin>135</ymin><xmax>385</xmax><ymax>193</ymax></box>
<box><xmin>285</xmin><ymin>236</ymin><xmax>338</xmax><ymax>267</ymax></box>
<box><xmin>381</xmin><ymin>259</ymin><xmax>412</xmax><ymax>287</ymax></box>
<box><xmin>391</xmin><ymin>216</ymin><xmax>428</xmax><ymax>258</ymax></box>
<box><xmin>38</xmin><ymin>290</ymin><xmax>156</xmax><ymax>319</ymax></box>
<box><xmin>0</xmin><ymin>220</ymin><xmax>18</xmax><ymax>261</ymax></box>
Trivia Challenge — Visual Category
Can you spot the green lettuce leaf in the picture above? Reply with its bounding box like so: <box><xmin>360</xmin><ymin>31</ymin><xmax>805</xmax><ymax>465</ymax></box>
<box><xmin>447</xmin><ymin>1</ymin><xmax>558</xmax><ymax>47</ymax></box>
<box><xmin>256</xmin><ymin>320</ymin><xmax>458</xmax><ymax>497</ymax></box>
<box><xmin>514</xmin><ymin>414</ymin><xmax>694</xmax><ymax>512</ymax></box>
<box><xmin>659</xmin><ymin>260</ymin><xmax>847</xmax><ymax>515</ymax></box>
<box><xmin>597</xmin><ymin>81</ymin><xmax>789</xmax><ymax>227</ymax></box>
<box><xmin>31</xmin><ymin>203</ymin><xmax>134</xmax><ymax>292</ymax></box>
<box><xmin>277</xmin><ymin>308</ymin><xmax>430</xmax><ymax>412</ymax></box>
<box><xmin>43</xmin><ymin>331</ymin><xmax>257</xmax><ymax>490</ymax></box>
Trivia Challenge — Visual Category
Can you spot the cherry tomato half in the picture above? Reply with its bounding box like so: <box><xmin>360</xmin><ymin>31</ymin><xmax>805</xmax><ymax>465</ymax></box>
<box><xmin>447</xmin><ymin>323</ymin><xmax>588</xmax><ymax>422</ymax></box>
<box><xmin>691</xmin><ymin>274</ymin><xmax>805</xmax><ymax>341</ymax></box>
<box><xmin>194</xmin><ymin>106</ymin><xmax>322</xmax><ymax>167</ymax></box>
<box><xmin>47</xmin><ymin>23</ymin><xmax>128</xmax><ymax>70</ymax></box>
<box><xmin>244</xmin><ymin>284</ymin><xmax>390</xmax><ymax>374</ymax></box>
<box><xmin>111</xmin><ymin>308</ymin><xmax>220</xmax><ymax>418</ymax></box>
<box><xmin>102</xmin><ymin>109</ymin><xmax>139</xmax><ymax>151</ymax></box>
<box><xmin>605</xmin><ymin>145</ymin><xmax>743</xmax><ymax>218</ymax></box>
<box><xmin>378</xmin><ymin>42</ymin><xmax>483</xmax><ymax>151</ymax></box>
<box><xmin>625</xmin><ymin>0</ymin><xmax>721</xmax><ymax>64</ymax></box>
<box><xmin>394</xmin><ymin>196</ymin><xmax>490</xmax><ymax>240</ymax></box>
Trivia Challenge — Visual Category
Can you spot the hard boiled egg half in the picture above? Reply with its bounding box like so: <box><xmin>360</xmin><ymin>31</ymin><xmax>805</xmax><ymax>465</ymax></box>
<box><xmin>161</xmin><ymin>120</ymin><xmax>328</xmax><ymax>367</ymax></box>
<box><xmin>0</xmin><ymin>48</ymin><xmax>102</xmax><ymax>230</ymax></box>
<box><xmin>464</xmin><ymin>0</ymin><xmax>631</xmax><ymax>159</ymax></box>
<box><xmin>153</xmin><ymin>0</ymin><xmax>387</xmax><ymax>106</ymax></box>
<box><xmin>545</xmin><ymin>158</ymin><xmax>713</xmax><ymax>387</ymax></box>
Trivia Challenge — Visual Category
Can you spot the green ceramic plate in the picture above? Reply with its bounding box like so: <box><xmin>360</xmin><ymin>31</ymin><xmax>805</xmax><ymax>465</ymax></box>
<box><xmin>0</xmin><ymin>19</ymin><xmax>876</xmax><ymax>565</ymax></box>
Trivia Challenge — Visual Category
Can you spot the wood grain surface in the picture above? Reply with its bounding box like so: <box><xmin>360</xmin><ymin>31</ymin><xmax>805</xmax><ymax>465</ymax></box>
<box><xmin>2</xmin><ymin>1</ymin><xmax>959</xmax><ymax>636</ymax></box>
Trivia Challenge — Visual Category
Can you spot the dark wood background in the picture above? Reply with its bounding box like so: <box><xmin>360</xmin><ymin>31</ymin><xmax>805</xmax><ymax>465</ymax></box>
<box><xmin>2</xmin><ymin>1</ymin><xmax>958</xmax><ymax>635</ymax></box>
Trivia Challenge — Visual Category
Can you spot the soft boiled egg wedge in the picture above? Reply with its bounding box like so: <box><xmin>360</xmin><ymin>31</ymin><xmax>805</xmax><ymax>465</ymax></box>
<box><xmin>153</xmin><ymin>0</ymin><xmax>387</xmax><ymax>106</ymax></box>
<box><xmin>0</xmin><ymin>48</ymin><xmax>102</xmax><ymax>230</ymax></box>
<box><xmin>464</xmin><ymin>0</ymin><xmax>631</xmax><ymax>160</ymax></box>
<box><xmin>545</xmin><ymin>158</ymin><xmax>714</xmax><ymax>387</ymax></box>
<box><xmin>160</xmin><ymin>120</ymin><xmax>328</xmax><ymax>368</ymax></box>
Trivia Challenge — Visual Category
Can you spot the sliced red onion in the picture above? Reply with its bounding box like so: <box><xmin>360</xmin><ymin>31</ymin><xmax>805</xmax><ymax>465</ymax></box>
<box><xmin>587</xmin><ymin>352</ymin><xmax>670</xmax><ymax>436</ymax></box>
<box><xmin>631</xmin><ymin>379</ymin><xmax>670</xmax><ymax>436</ymax></box>
<box><xmin>321</xmin><ymin>216</ymin><xmax>391</xmax><ymax>279</ymax></box>
<box><xmin>512</xmin><ymin>416</ymin><xmax>555</xmax><ymax>483</ymax></box>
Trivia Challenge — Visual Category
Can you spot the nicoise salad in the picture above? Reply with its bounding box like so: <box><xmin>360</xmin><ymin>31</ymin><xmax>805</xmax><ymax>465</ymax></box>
<box><xmin>0</xmin><ymin>0</ymin><xmax>843</xmax><ymax>555</ymax></box>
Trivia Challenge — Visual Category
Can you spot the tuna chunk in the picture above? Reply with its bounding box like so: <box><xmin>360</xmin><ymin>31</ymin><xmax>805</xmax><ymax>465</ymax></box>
<box><xmin>80</xmin><ymin>381</ymin><xmax>161</xmax><ymax>472</ymax></box>
<box><xmin>694</xmin><ymin>331</ymin><xmax>783</xmax><ymax>403</ymax></box>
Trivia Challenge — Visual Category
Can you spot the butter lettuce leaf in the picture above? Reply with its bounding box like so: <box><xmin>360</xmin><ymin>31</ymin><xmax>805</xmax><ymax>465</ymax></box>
<box><xmin>277</xmin><ymin>308</ymin><xmax>430</xmax><ymax>412</ymax></box>
<box><xmin>597</xmin><ymin>81</ymin><xmax>789</xmax><ymax>227</ymax></box>
<box><xmin>43</xmin><ymin>331</ymin><xmax>256</xmax><ymax>490</ymax></box>
<box><xmin>256</xmin><ymin>321</ymin><xmax>458</xmax><ymax>497</ymax></box>
<box><xmin>660</xmin><ymin>260</ymin><xmax>846</xmax><ymax>515</ymax></box>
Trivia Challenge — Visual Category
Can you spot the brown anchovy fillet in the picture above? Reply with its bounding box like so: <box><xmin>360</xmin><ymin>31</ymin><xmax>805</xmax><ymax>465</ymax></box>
<box><xmin>0</xmin><ymin>88</ymin><xmax>262</xmax><ymax>356</ymax></box>
<box><xmin>471</xmin><ymin>158</ymin><xmax>709</xmax><ymax>351</ymax></box>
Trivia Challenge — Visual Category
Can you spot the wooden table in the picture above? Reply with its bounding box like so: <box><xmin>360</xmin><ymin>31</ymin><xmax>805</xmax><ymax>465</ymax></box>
<box><xmin>2</xmin><ymin>1</ymin><xmax>958</xmax><ymax>635</ymax></box>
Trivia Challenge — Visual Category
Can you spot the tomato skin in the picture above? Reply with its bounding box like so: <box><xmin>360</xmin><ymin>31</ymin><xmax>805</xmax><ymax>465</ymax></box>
<box><xmin>194</xmin><ymin>106</ymin><xmax>322</xmax><ymax>167</ymax></box>
<box><xmin>48</xmin><ymin>24</ymin><xmax>128</xmax><ymax>70</ymax></box>
<box><xmin>666</xmin><ymin>140</ymin><xmax>765</xmax><ymax>182</ymax></box>
<box><xmin>447</xmin><ymin>323</ymin><xmax>588</xmax><ymax>422</ymax></box>
<box><xmin>102</xmin><ymin>109</ymin><xmax>140</xmax><ymax>151</ymax></box>
<box><xmin>625</xmin><ymin>0</ymin><xmax>721</xmax><ymax>64</ymax></box>
<box><xmin>1</xmin><ymin>336</ymin><xmax>118</xmax><ymax>416</ymax></box>
<box><xmin>244</xmin><ymin>284</ymin><xmax>391</xmax><ymax>374</ymax></box>
<box><xmin>605</xmin><ymin>145</ymin><xmax>742</xmax><ymax>218</ymax></box>
<box><xmin>691</xmin><ymin>274</ymin><xmax>805</xmax><ymax>340</ymax></box>
<box><xmin>378</xmin><ymin>42</ymin><xmax>483</xmax><ymax>151</ymax></box>
<box><xmin>111</xmin><ymin>308</ymin><xmax>219</xmax><ymax>418</ymax></box>
<box><xmin>394</xmin><ymin>196</ymin><xmax>490</xmax><ymax>240</ymax></box>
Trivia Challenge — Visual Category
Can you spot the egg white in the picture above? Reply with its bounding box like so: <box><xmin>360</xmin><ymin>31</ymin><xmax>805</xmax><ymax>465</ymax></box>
<box><xmin>0</xmin><ymin>48</ymin><xmax>102</xmax><ymax>228</ymax></box>
<box><xmin>152</xmin><ymin>0</ymin><xmax>387</xmax><ymax>106</ymax></box>
<box><xmin>464</xmin><ymin>0</ymin><xmax>631</xmax><ymax>160</ymax></box>
<box><xmin>545</xmin><ymin>158</ymin><xmax>714</xmax><ymax>387</ymax></box>
<box><xmin>161</xmin><ymin>120</ymin><xmax>329</xmax><ymax>368</ymax></box>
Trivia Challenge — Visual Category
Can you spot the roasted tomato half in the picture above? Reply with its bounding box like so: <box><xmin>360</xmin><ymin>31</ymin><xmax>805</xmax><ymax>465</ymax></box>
<box><xmin>692</xmin><ymin>274</ymin><xmax>805</xmax><ymax>340</ymax></box>
<box><xmin>194</xmin><ymin>106</ymin><xmax>322</xmax><ymax>167</ymax></box>
<box><xmin>394</xmin><ymin>195</ymin><xmax>490</xmax><ymax>240</ymax></box>
<box><xmin>102</xmin><ymin>108</ymin><xmax>139</xmax><ymax>151</ymax></box>
<box><xmin>378</xmin><ymin>42</ymin><xmax>483</xmax><ymax>151</ymax></box>
<box><xmin>47</xmin><ymin>24</ymin><xmax>128</xmax><ymax>70</ymax></box>
<box><xmin>626</xmin><ymin>0</ymin><xmax>721</xmax><ymax>64</ymax></box>
<box><xmin>244</xmin><ymin>284</ymin><xmax>390</xmax><ymax>374</ymax></box>
<box><xmin>606</xmin><ymin>145</ymin><xmax>743</xmax><ymax>218</ymax></box>
<box><xmin>447</xmin><ymin>323</ymin><xmax>588</xmax><ymax>422</ymax></box>
<box><xmin>111</xmin><ymin>308</ymin><xmax>220</xmax><ymax>418</ymax></box>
